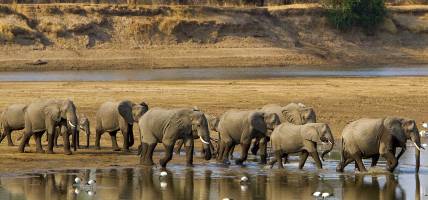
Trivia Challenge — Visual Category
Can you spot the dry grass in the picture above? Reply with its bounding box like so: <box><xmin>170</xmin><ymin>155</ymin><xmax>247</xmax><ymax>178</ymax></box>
<box><xmin>0</xmin><ymin>77</ymin><xmax>427</xmax><ymax>173</ymax></box>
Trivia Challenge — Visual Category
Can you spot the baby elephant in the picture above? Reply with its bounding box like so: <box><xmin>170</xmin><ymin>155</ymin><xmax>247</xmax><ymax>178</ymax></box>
<box><xmin>269</xmin><ymin>123</ymin><xmax>334</xmax><ymax>169</ymax></box>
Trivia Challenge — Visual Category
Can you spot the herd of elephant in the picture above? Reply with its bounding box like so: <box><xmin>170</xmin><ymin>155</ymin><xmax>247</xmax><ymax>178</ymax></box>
<box><xmin>0</xmin><ymin>99</ymin><xmax>425</xmax><ymax>173</ymax></box>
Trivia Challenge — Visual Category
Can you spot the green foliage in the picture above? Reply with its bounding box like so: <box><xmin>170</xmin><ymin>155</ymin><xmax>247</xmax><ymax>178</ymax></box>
<box><xmin>322</xmin><ymin>0</ymin><xmax>387</xmax><ymax>31</ymax></box>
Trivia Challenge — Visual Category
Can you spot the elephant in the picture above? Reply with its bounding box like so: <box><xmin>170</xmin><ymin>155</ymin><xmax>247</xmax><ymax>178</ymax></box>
<box><xmin>0</xmin><ymin>104</ymin><xmax>27</xmax><ymax>146</ymax></box>
<box><xmin>268</xmin><ymin>122</ymin><xmax>334</xmax><ymax>169</ymax></box>
<box><xmin>216</xmin><ymin>109</ymin><xmax>280</xmax><ymax>165</ymax></box>
<box><xmin>336</xmin><ymin>117</ymin><xmax>424</xmax><ymax>173</ymax></box>
<box><xmin>138</xmin><ymin>107</ymin><xmax>212</xmax><ymax>167</ymax></box>
<box><xmin>18</xmin><ymin>99</ymin><xmax>79</xmax><ymax>155</ymax></box>
<box><xmin>95</xmin><ymin>100</ymin><xmax>148</xmax><ymax>152</ymax></box>
<box><xmin>247</xmin><ymin>103</ymin><xmax>317</xmax><ymax>157</ymax></box>
<box><xmin>52</xmin><ymin>114</ymin><xmax>90</xmax><ymax>148</ymax></box>
<box><xmin>174</xmin><ymin>114</ymin><xmax>219</xmax><ymax>155</ymax></box>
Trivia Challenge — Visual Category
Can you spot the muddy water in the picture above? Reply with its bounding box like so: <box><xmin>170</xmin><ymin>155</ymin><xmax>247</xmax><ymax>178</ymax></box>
<box><xmin>1</xmin><ymin>66</ymin><xmax>428</xmax><ymax>81</ymax></box>
<box><xmin>0</xmin><ymin>141</ymin><xmax>427</xmax><ymax>200</ymax></box>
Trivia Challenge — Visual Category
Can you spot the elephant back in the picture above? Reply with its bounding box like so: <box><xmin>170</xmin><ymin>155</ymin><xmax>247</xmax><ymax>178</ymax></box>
<box><xmin>341</xmin><ymin>118</ymin><xmax>384</xmax><ymax>156</ymax></box>
<box><xmin>3</xmin><ymin>104</ymin><xmax>26</xmax><ymax>129</ymax></box>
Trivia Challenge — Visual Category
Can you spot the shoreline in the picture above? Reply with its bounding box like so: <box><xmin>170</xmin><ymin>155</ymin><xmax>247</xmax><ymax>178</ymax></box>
<box><xmin>1</xmin><ymin>48</ymin><xmax>428</xmax><ymax>72</ymax></box>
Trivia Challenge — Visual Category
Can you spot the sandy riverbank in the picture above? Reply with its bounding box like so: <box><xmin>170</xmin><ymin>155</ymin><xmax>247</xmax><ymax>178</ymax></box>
<box><xmin>0</xmin><ymin>77</ymin><xmax>426</xmax><ymax>173</ymax></box>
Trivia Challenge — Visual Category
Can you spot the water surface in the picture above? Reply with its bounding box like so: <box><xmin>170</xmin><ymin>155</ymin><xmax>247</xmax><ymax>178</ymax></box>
<box><xmin>1</xmin><ymin>66</ymin><xmax>428</xmax><ymax>81</ymax></box>
<box><xmin>0</xmin><ymin>142</ymin><xmax>427</xmax><ymax>200</ymax></box>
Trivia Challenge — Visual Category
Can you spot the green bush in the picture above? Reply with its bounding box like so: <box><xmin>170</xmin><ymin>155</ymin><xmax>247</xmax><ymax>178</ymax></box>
<box><xmin>323</xmin><ymin>0</ymin><xmax>387</xmax><ymax>31</ymax></box>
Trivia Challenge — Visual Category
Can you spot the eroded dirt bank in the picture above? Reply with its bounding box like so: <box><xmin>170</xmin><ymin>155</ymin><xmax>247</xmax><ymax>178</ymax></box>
<box><xmin>1</xmin><ymin>4</ymin><xmax>428</xmax><ymax>71</ymax></box>
<box><xmin>0</xmin><ymin>77</ymin><xmax>427</xmax><ymax>173</ymax></box>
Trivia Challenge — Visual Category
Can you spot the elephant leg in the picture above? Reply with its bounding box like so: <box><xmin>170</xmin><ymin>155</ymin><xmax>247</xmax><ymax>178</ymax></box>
<box><xmin>235</xmin><ymin>142</ymin><xmax>250</xmax><ymax>165</ymax></box>
<box><xmin>371</xmin><ymin>154</ymin><xmax>380</xmax><ymax>167</ymax></box>
<box><xmin>229</xmin><ymin>145</ymin><xmax>235</xmax><ymax>160</ymax></box>
<box><xmin>35</xmin><ymin>132</ymin><xmax>45</xmax><ymax>153</ymax></box>
<box><xmin>54</xmin><ymin>129</ymin><xmax>60</xmax><ymax>147</ymax></box>
<box><xmin>185</xmin><ymin>143</ymin><xmax>194</xmax><ymax>167</ymax></box>
<box><xmin>299</xmin><ymin>151</ymin><xmax>309</xmax><ymax>169</ymax></box>
<box><xmin>383</xmin><ymin>152</ymin><xmax>398</xmax><ymax>172</ymax></box>
<box><xmin>222</xmin><ymin>142</ymin><xmax>233</xmax><ymax>165</ymax></box>
<box><xmin>258</xmin><ymin>137</ymin><xmax>268</xmax><ymax>164</ymax></box>
<box><xmin>310</xmin><ymin>151</ymin><xmax>323</xmax><ymax>169</ymax></box>
<box><xmin>160</xmin><ymin>143</ymin><xmax>174</xmax><ymax>168</ymax></box>
<box><xmin>353</xmin><ymin>154</ymin><xmax>367</xmax><ymax>172</ymax></box>
<box><xmin>174</xmin><ymin>139</ymin><xmax>184</xmax><ymax>155</ymax></box>
<box><xmin>61</xmin><ymin>126</ymin><xmax>71</xmax><ymax>155</ymax></box>
<box><xmin>250</xmin><ymin>138</ymin><xmax>260</xmax><ymax>155</ymax></box>
<box><xmin>18</xmin><ymin>129</ymin><xmax>33</xmax><ymax>153</ymax></box>
<box><xmin>336</xmin><ymin>157</ymin><xmax>354</xmax><ymax>172</ymax></box>
<box><xmin>270</xmin><ymin>150</ymin><xmax>283</xmax><ymax>169</ymax></box>
<box><xmin>95</xmin><ymin>128</ymin><xmax>103</xmax><ymax>150</ymax></box>
<box><xmin>5</xmin><ymin>129</ymin><xmax>14</xmax><ymax>146</ymax></box>
<box><xmin>139</xmin><ymin>143</ymin><xmax>150</xmax><ymax>166</ymax></box>
<box><xmin>216</xmin><ymin>141</ymin><xmax>225</xmax><ymax>162</ymax></box>
<box><xmin>109</xmin><ymin>131</ymin><xmax>120</xmax><ymax>151</ymax></box>
<box><xmin>141</xmin><ymin>143</ymin><xmax>157</xmax><ymax>166</ymax></box>
<box><xmin>283</xmin><ymin>153</ymin><xmax>289</xmax><ymax>164</ymax></box>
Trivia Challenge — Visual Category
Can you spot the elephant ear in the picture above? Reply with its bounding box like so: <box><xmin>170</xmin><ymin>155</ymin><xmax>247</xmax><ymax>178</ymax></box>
<box><xmin>250</xmin><ymin>112</ymin><xmax>267</xmax><ymax>134</ymax></box>
<box><xmin>301</xmin><ymin>125</ymin><xmax>321</xmax><ymax>143</ymax></box>
<box><xmin>401</xmin><ymin>119</ymin><xmax>416</xmax><ymax>131</ymax></box>
<box><xmin>282</xmin><ymin>109</ymin><xmax>302</xmax><ymax>125</ymax></box>
<box><xmin>303</xmin><ymin>107</ymin><xmax>317</xmax><ymax>123</ymax></box>
<box><xmin>384</xmin><ymin>118</ymin><xmax>406</xmax><ymax>145</ymax></box>
<box><xmin>118</xmin><ymin>101</ymin><xmax>134</xmax><ymax>125</ymax></box>
<box><xmin>44</xmin><ymin>104</ymin><xmax>61</xmax><ymax>123</ymax></box>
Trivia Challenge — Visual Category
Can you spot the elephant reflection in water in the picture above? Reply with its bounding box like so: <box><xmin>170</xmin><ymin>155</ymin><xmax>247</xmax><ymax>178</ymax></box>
<box><xmin>341</xmin><ymin>174</ymin><xmax>406</xmax><ymax>200</ymax></box>
<box><xmin>265</xmin><ymin>171</ymin><xmax>324</xmax><ymax>200</ymax></box>
<box><xmin>0</xmin><ymin>172</ymin><xmax>75</xmax><ymax>200</ymax></box>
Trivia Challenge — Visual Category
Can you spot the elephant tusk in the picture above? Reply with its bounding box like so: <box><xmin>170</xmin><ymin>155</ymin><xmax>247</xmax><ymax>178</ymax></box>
<box><xmin>68</xmin><ymin>121</ymin><xmax>76</xmax><ymax>128</ymax></box>
<box><xmin>199</xmin><ymin>136</ymin><xmax>210</xmax><ymax>144</ymax></box>
<box><xmin>413</xmin><ymin>141</ymin><xmax>422</xmax><ymax>151</ymax></box>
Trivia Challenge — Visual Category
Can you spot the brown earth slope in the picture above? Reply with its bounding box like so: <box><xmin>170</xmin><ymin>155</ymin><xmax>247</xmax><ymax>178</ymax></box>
<box><xmin>1</xmin><ymin>4</ymin><xmax>428</xmax><ymax>71</ymax></box>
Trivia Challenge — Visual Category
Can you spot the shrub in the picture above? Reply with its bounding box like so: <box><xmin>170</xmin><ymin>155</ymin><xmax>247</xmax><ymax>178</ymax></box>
<box><xmin>322</xmin><ymin>0</ymin><xmax>387</xmax><ymax>31</ymax></box>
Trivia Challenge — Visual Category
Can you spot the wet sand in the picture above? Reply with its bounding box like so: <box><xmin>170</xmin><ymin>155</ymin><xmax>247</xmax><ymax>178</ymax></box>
<box><xmin>0</xmin><ymin>77</ymin><xmax>427</xmax><ymax>173</ymax></box>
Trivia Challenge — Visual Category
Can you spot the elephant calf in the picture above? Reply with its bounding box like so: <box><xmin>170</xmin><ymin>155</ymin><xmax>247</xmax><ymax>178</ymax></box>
<box><xmin>52</xmin><ymin>114</ymin><xmax>91</xmax><ymax>148</ymax></box>
<box><xmin>0</xmin><ymin>104</ymin><xmax>27</xmax><ymax>146</ymax></box>
<box><xmin>336</xmin><ymin>117</ymin><xmax>424</xmax><ymax>173</ymax></box>
<box><xmin>139</xmin><ymin>107</ymin><xmax>212</xmax><ymax>168</ymax></box>
<box><xmin>269</xmin><ymin>122</ymin><xmax>334</xmax><ymax>169</ymax></box>
<box><xmin>216</xmin><ymin>110</ymin><xmax>280</xmax><ymax>165</ymax></box>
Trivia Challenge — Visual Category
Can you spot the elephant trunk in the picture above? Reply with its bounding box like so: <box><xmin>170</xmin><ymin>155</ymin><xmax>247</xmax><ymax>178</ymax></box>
<box><xmin>199</xmin><ymin>135</ymin><xmax>212</xmax><ymax>160</ymax></box>
<box><xmin>321</xmin><ymin>139</ymin><xmax>334</xmax><ymax>161</ymax></box>
<box><xmin>203</xmin><ymin>142</ymin><xmax>212</xmax><ymax>160</ymax></box>
<box><xmin>410</xmin><ymin>134</ymin><xmax>424</xmax><ymax>173</ymax></box>
<box><xmin>128</xmin><ymin>126</ymin><xmax>134</xmax><ymax>147</ymax></box>
<box><xmin>86</xmin><ymin>129</ymin><xmax>90</xmax><ymax>148</ymax></box>
<box><xmin>416</xmin><ymin>147</ymin><xmax>420</xmax><ymax>173</ymax></box>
